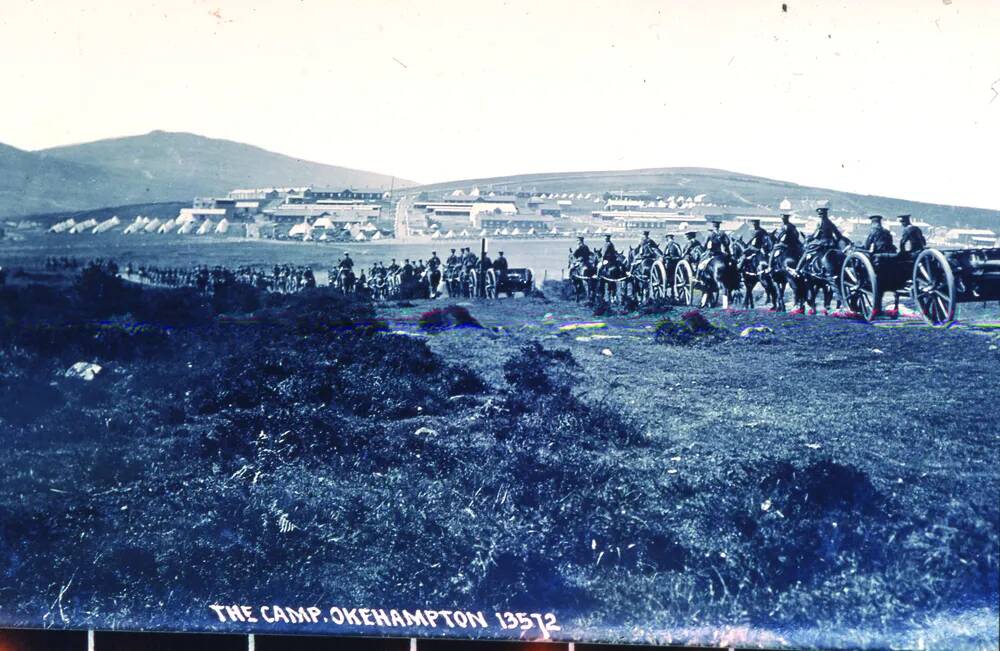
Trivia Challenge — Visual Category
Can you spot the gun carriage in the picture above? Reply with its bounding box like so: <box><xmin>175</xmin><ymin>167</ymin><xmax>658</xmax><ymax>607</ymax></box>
<box><xmin>840</xmin><ymin>247</ymin><xmax>1000</xmax><ymax>325</ymax></box>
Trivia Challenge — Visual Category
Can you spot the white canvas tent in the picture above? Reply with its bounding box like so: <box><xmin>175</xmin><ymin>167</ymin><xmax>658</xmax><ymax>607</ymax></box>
<box><xmin>353</xmin><ymin>231</ymin><xmax>367</xmax><ymax>241</ymax></box>
<box><xmin>288</xmin><ymin>222</ymin><xmax>311</xmax><ymax>238</ymax></box>
<box><xmin>177</xmin><ymin>219</ymin><xmax>197</xmax><ymax>235</ymax></box>
<box><xmin>143</xmin><ymin>218</ymin><xmax>162</xmax><ymax>233</ymax></box>
<box><xmin>215</xmin><ymin>218</ymin><xmax>230</xmax><ymax>235</ymax></box>
<box><xmin>196</xmin><ymin>219</ymin><xmax>214</xmax><ymax>235</ymax></box>
<box><xmin>158</xmin><ymin>219</ymin><xmax>178</xmax><ymax>234</ymax></box>
<box><xmin>49</xmin><ymin>218</ymin><xmax>75</xmax><ymax>233</ymax></box>
<box><xmin>92</xmin><ymin>216</ymin><xmax>121</xmax><ymax>234</ymax></box>
<box><xmin>69</xmin><ymin>219</ymin><xmax>98</xmax><ymax>234</ymax></box>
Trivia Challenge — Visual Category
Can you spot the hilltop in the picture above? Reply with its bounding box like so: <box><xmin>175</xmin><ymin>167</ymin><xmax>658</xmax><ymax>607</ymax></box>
<box><xmin>412</xmin><ymin>167</ymin><xmax>1000</xmax><ymax>229</ymax></box>
<box><xmin>0</xmin><ymin>131</ymin><xmax>413</xmax><ymax>218</ymax></box>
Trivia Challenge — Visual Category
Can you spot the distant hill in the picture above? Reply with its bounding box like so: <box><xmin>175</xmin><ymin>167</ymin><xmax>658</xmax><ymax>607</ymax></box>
<box><xmin>0</xmin><ymin>131</ymin><xmax>413</xmax><ymax>218</ymax></box>
<box><xmin>412</xmin><ymin>167</ymin><xmax>1000</xmax><ymax>230</ymax></box>
<box><xmin>0</xmin><ymin>142</ymin><xmax>150</xmax><ymax>218</ymax></box>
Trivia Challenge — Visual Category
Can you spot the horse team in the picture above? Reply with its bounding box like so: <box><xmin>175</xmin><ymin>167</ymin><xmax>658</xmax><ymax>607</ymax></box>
<box><xmin>568</xmin><ymin>202</ymin><xmax>927</xmax><ymax>313</ymax></box>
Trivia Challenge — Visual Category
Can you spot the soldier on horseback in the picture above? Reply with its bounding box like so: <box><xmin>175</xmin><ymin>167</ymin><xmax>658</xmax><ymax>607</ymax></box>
<box><xmin>747</xmin><ymin>219</ymin><xmax>773</xmax><ymax>253</ymax></box>
<box><xmin>772</xmin><ymin>213</ymin><xmax>803</xmax><ymax>259</ymax></box>
<box><xmin>681</xmin><ymin>231</ymin><xmax>704</xmax><ymax>263</ymax></box>
<box><xmin>794</xmin><ymin>202</ymin><xmax>850</xmax><ymax>276</ymax></box>
<box><xmin>599</xmin><ymin>234</ymin><xmax>617</xmax><ymax>266</ymax></box>
<box><xmin>698</xmin><ymin>218</ymin><xmax>731</xmax><ymax>275</ymax></box>
<box><xmin>637</xmin><ymin>231</ymin><xmax>662</xmax><ymax>260</ymax></box>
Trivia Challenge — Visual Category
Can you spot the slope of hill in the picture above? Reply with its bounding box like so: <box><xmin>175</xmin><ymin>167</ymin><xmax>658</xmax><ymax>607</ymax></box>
<box><xmin>0</xmin><ymin>131</ymin><xmax>413</xmax><ymax>218</ymax></box>
<box><xmin>413</xmin><ymin>167</ymin><xmax>1000</xmax><ymax>229</ymax></box>
<box><xmin>40</xmin><ymin>130</ymin><xmax>413</xmax><ymax>199</ymax></box>
<box><xmin>0</xmin><ymin>142</ymin><xmax>153</xmax><ymax>218</ymax></box>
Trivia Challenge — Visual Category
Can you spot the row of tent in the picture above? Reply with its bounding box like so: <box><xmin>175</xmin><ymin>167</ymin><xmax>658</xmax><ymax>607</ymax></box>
<box><xmin>286</xmin><ymin>222</ymin><xmax>386</xmax><ymax>242</ymax></box>
<box><xmin>49</xmin><ymin>215</ymin><xmax>233</xmax><ymax>236</ymax></box>
<box><xmin>49</xmin><ymin>216</ymin><xmax>122</xmax><ymax>234</ymax></box>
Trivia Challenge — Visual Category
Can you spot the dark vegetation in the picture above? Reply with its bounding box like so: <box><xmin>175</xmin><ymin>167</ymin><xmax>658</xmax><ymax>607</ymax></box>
<box><xmin>653</xmin><ymin>309</ymin><xmax>728</xmax><ymax>346</ymax></box>
<box><xmin>0</xmin><ymin>268</ymin><xmax>996</xmax><ymax>647</ymax></box>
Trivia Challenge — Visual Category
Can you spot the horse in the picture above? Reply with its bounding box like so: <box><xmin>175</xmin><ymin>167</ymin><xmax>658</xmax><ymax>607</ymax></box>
<box><xmin>421</xmin><ymin>266</ymin><xmax>443</xmax><ymax>299</ymax></box>
<box><xmin>696</xmin><ymin>253</ymin><xmax>741</xmax><ymax>308</ymax></box>
<box><xmin>735</xmin><ymin>242</ymin><xmax>776</xmax><ymax>309</ymax></box>
<box><xmin>764</xmin><ymin>244</ymin><xmax>800</xmax><ymax>312</ymax></box>
<box><xmin>331</xmin><ymin>267</ymin><xmax>356</xmax><ymax>294</ymax></box>
<box><xmin>443</xmin><ymin>265</ymin><xmax>463</xmax><ymax>297</ymax></box>
<box><xmin>568</xmin><ymin>252</ymin><xmax>598</xmax><ymax>303</ymax></box>
<box><xmin>793</xmin><ymin>242</ymin><xmax>848</xmax><ymax>313</ymax></box>
<box><xmin>596</xmin><ymin>253</ymin><xmax>629</xmax><ymax>304</ymax></box>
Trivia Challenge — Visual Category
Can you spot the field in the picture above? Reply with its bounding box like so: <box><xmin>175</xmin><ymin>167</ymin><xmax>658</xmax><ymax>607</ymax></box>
<box><xmin>0</xmin><ymin>239</ymin><xmax>998</xmax><ymax>650</ymax></box>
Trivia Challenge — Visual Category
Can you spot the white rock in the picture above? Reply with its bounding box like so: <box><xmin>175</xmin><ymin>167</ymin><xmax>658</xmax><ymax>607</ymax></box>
<box><xmin>65</xmin><ymin>361</ymin><xmax>102</xmax><ymax>381</ymax></box>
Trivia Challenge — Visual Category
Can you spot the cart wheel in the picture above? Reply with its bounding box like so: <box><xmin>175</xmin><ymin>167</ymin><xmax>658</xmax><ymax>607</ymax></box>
<box><xmin>524</xmin><ymin>268</ymin><xmax>535</xmax><ymax>296</ymax></box>
<box><xmin>485</xmin><ymin>269</ymin><xmax>498</xmax><ymax>299</ymax></box>
<box><xmin>673</xmin><ymin>260</ymin><xmax>696</xmax><ymax>306</ymax></box>
<box><xmin>650</xmin><ymin>260</ymin><xmax>667</xmax><ymax>300</ymax></box>
<box><xmin>466</xmin><ymin>270</ymin><xmax>479</xmax><ymax>298</ymax></box>
<box><xmin>911</xmin><ymin>248</ymin><xmax>956</xmax><ymax>326</ymax></box>
<box><xmin>841</xmin><ymin>251</ymin><xmax>880</xmax><ymax>321</ymax></box>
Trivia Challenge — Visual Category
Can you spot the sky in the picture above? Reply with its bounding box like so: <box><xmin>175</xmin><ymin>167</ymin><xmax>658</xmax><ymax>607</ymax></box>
<box><xmin>1</xmin><ymin>0</ymin><xmax>999</xmax><ymax>209</ymax></box>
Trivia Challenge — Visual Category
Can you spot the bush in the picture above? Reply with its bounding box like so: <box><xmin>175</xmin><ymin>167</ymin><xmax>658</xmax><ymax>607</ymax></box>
<box><xmin>654</xmin><ymin>309</ymin><xmax>725</xmax><ymax>345</ymax></box>
<box><xmin>418</xmin><ymin>305</ymin><xmax>483</xmax><ymax>333</ymax></box>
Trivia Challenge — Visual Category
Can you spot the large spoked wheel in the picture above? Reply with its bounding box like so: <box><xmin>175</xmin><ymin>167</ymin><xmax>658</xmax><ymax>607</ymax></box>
<box><xmin>523</xmin><ymin>269</ymin><xmax>535</xmax><ymax>296</ymax></box>
<box><xmin>911</xmin><ymin>248</ymin><xmax>956</xmax><ymax>326</ymax></box>
<box><xmin>650</xmin><ymin>260</ymin><xmax>668</xmax><ymax>300</ymax></box>
<box><xmin>485</xmin><ymin>269</ymin><xmax>499</xmax><ymax>299</ymax></box>
<box><xmin>840</xmin><ymin>251</ymin><xmax>880</xmax><ymax>321</ymax></box>
<box><xmin>673</xmin><ymin>260</ymin><xmax>696</xmax><ymax>306</ymax></box>
<box><xmin>466</xmin><ymin>270</ymin><xmax>479</xmax><ymax>298</ymax></box>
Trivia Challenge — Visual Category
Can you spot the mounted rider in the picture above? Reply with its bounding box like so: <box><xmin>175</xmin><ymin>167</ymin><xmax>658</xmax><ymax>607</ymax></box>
<box><xmin>863</xmin><ymin>215</ymin><xmax>896</xmax><ymax>254</ymax></box>
<box><xmin>571</xmin><ymin>235</ymin><xmax>594</xmax><ymax>274</ymax></box>
<box><xmin>897</xmin><ymin>214</ymin><xmax>926</xmax><ymax>257</ymax></box>
<box><xmin>746</xmin><ymin>219</ymin><xmax>773</xmax><ymax>253</ymax></box>
<box><xmin>698</xmin><ymin>218</ymin><xmax>731</xmax><ymax>275</ymax></box>
<box><xmin>599</xmin><ymin>234</ymin><xmax>617</xmax><ymax>267</ymax></box>
<box><xmin>794</xmin><ymin>202</ymin><xmax>850</xmax><ymax>276</ymax></box>
<box><xmin>681</xmin><ymin>230</ymin><xmax>704</xmax><ymax>262</ymax></box>
<box><xmin>400</xmin><ymin>259</ymin><xmax>415</xmax><ymax>283</ymax></box>
<box><xmin>638</xmin><ymin>231</ymin><xmax>662</xmax><ymax>258</ymax></box>
<box><xmin>772</xmin><ymin>213</ymin><xmax>803</xmax><ymax>259</ymax></box>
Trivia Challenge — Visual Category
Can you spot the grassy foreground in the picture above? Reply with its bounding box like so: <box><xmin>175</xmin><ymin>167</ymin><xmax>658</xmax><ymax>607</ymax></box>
<box><xmin>0</xmin><ymin>269</ymin><xmax>997</xmax><ymax>649</ymax></box>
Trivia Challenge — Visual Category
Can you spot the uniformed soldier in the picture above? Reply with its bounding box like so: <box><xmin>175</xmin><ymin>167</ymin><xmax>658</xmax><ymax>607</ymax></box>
<box><xmin>637</xmin><ymin>230</ymin><xmax>662</xmax><ymax>260</ymax></box>
<box><xmin>387</xmin><ymin>258</ymin><xmax>400</xmax><ymax>276</ymax></box>
<box><xmin>773</xmin><ymin>213</ymin><xmax>803</xmax><ymax>258</ymax></box>
<box><xmin>863</xmin><ymin>215</ymin><xmax>896</xmax><ymax>254</ymax></box>
<box><xmin>428</xmin><ymin>251</ymin><xmax>442</xmax><ymax>271</ymax></box>
<box><xmin>681</xmin><ymin>231</ymin><xmax>704</xmax><ymax>261</ymax></box>
<box><xmin>401</xmin><ymin>259</ymin><xmax>415</xmax><ymax>282</ymax></box>
<box><xmin>493</xmin><ymin>251</ymin><xmax>509</xmax><ymax>272</ymax></box>
<box><xmin>747</xmin><ymin>219</ymin><xmax>773</xmax><ymax>252</ymax></box>
<box><xmin>573</xmin><ymin>236</ymin><xmax>592</xmax><ymax>263</ymax></box>
<box><xmin>463</xmin><ymin>247</ymin><xmax>479</xmax><ymax>268</ymax></box>
<box><xmin>898</xmin><ymin>214</ymin><xmax>926</xmax><ymax>256</ymax></box>
<box><xmin>338</xmin><ymin>252</ymin><xmax>354</xmax><ymax>270</ymax></box>
<box><xmin>446</xmin><ymin>249</ymin><xmax>460</xmax><ymax>267</ymax></box>
<box><xmin>662</xmin><ymin>233</ymin><xmax>683</xmax><ymax>259</ymax></box>
<box><xmin>599</xmin><ymin>234</ymin><xmax>618</xmax><ymax>264</ymax></box>
<box><xmin>795</xmin><ymin>203</ymin><xmax>850</xmax><ymax>274</ymax></box>
<box><xmin>704</xmin><ymin>219</ymin><xmax>732</xmax><ymax>257</ymax></box>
